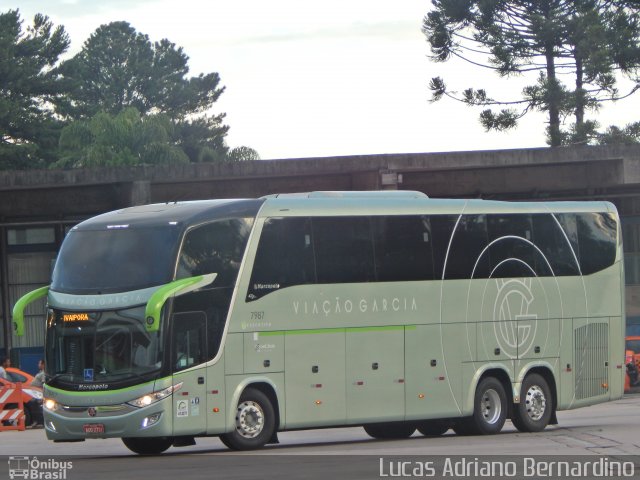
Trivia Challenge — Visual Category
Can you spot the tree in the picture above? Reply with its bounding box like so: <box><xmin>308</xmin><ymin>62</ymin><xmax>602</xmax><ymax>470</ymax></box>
<box><xmin>424</xmin><ymin>1</ymin><xmax>640</xmax><ymax>146</ymax></box>
<box><xmin>56</xmin><ymin>21</ymin><xmax>236</xmax><ymax>162</ymax></box>
<box><xmin>0</xmin><ymin>10</ymin><xmax>70</xmax><ymax>168</ymax></box>
<box><xmin>228</xmin><ymin>146</ymin><xmax>260</xmax><ymax>162</ymax></box>
<box><xmin>57</xmin><ymin>21</ymin><xmax>225</xmax><ymax>121</ymax></box>
<box><xmin>54</xmin><ymin>107</ymin><xmax>190</xmax><ymax>168</ymax></box>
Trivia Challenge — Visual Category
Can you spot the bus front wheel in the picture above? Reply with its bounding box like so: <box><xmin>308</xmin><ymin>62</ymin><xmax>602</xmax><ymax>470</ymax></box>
<box><xmin>470</xmin><ymin>377</ymin><xmax>507</xmax><ymax>435</ymax></box>
<box><xmin>122</xmin><ymin>436</ymin><xmax>173</xmax><ymax>455</ymax></box>
<box><xmin>511</xmin><ymin>374</ymin><xmax>552</xmax><ymax>433</ymax></box>
<box><xmin>219</xmin><ymin>387</ymin><xmax>276</xmax><ymax>450</ymax></box>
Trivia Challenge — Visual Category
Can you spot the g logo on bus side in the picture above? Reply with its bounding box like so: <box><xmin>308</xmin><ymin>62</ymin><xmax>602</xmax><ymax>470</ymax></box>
<box><xmin>493</xmin><ymin>278</ymin><xmax>538</xmax><ymax>358</ymax></box>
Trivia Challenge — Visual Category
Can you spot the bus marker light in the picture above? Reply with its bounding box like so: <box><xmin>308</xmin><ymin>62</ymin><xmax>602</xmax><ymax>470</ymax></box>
<box><xmin>418</xmin><ymin>394</ymin><xmax>425</xmax><ymax>399</ymax></box>
<box><xmin>314</xmin><ymin>384</ymin><xmax>322</xmax><ymax>388</ymax></box>
<box><xmin>438</xmin><ymin>376</ymin><xmax>445</xmax><ymax>381</ymax></box>
<box><xmin>356</xmin><ymin>381</ymin><xmax>364</xmax><ymax>386</ymax></box>
<box><xmin>181</xmin><ymin>392</ymin><xmax>189</xmax><ymax>396</ymax></box>
<box><xmin>213</xmin><ymin>408</ymin><xmax>220</xmax><ymax>413</ymax></box>
<box><xmin>211</xmin><ymin>390</ymin><xmax>219</xmax><ymax>394</ymax></box>
<box><xmin>602</xmin><ymin>383</ymin><xmax>608</xmax><ymax>389</ymax></box>
<box><xmin>315</xmin><ymin>400</ymin><xmax>322</xmax><ymax>405</ymax></box>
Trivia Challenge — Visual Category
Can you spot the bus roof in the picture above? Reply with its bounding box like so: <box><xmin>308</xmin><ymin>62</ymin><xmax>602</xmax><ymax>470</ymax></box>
<box><xmin>257</xmin><ymin>193</ymin><xmax>617</xmax><ymax>218</ymax></box>
<box><xmin>72</xmin><ymin>192</ymin><xmax>617</xmax><ymax>230</ymax></box>
<box><xmin>73</xmin><ymin>199</ymin><xmax>264</xmax><ymax>230</ymax></box>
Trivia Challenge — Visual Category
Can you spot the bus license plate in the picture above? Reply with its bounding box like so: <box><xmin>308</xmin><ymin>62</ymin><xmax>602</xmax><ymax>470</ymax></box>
<box><xmin>83</xmin><ymin>424</ymin><xmax>105</xmax><ymax>434</ymax></box>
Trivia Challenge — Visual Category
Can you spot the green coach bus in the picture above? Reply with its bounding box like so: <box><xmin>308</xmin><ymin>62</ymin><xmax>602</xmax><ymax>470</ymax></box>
<box><xmin>13</xmin><ymin>191</ymin><xmax>624</xmax><ymax>454</ymax></box>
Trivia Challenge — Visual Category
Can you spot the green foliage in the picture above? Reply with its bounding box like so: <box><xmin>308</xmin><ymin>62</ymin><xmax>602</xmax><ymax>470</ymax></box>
<box><xmin>228</xmin><ymin>146</ymin><xmax>260</xmax><ymax>162</ymax></box>
<box><xmin>596</xmin><ymin>121</ymin><xmax>640</xmax><ymax>145</ymax></box>
<box><xmin>57</xmin><ymin>21</ymin><xmax>225</xmax><ymax>121</ymax></box>
<box><xmin>54</xmin><ymin>108</ymin><xmax>190</xmax><ymax>168</ymax></box>
<box><xmin>53</xmin><ymin>20</ymin><xmax>250</xmax><ymax>164</ymax></box>
<box><xmin>0</xmin><ymin>12</ymin><xmax>258</xmax><ymax>169</ymax></box>
<box><xmin>423</xmin><ymin>1</ymin><xmax>640</xmax><ymax>146</ymax></box>
<box><xmin>0</xmin><ymin>10</ymin><xmax>70</xmax><ymax>168</ymax></box>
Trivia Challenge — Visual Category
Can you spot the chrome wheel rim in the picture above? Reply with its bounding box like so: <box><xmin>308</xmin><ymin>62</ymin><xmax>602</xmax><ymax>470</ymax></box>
<box><xmin>235</xmin><ymin>401</ymin><xmax>264</xmax><ymax>438</ymax></box>
<box><xmin>525</xmin><ymin>385</ymin><xmax>546</xmax><ymax>421</ymax></box>
<box><xmin>480</xmin><ymin>388</ymin><xmax>502</xmax><ymax>425</ymax></box>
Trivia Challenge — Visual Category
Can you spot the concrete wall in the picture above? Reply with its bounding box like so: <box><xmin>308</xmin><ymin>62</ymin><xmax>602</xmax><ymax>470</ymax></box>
<box><xmin>1</xmin><ymin>144</ymin><xmax>640</xmax><ymax>223</ymax></box>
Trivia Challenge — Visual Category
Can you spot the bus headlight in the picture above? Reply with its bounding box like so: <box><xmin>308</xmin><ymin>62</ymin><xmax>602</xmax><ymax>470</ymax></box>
<box><xmin>44</xmin><ymin>398</ymin><xmax>58</xmax><ymax>411</ymax></box>
<box><xmin>127</xmin><ymin>382</ymin><xmax>183</xmax><ymax>408</ymax></box>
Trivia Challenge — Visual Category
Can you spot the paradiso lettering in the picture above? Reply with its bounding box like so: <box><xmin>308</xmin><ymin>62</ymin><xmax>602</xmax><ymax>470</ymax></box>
<box><xmin>293</xmin><ymin>296</ymin><xmax>418</xmax><ymax>317</ymax></box>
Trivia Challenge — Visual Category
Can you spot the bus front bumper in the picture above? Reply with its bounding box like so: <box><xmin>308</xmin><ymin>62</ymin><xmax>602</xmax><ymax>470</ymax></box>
<box><xmin>43</xmin><ymin>396</ymin><xmax>173</xmax><ymax>441</ymax></box>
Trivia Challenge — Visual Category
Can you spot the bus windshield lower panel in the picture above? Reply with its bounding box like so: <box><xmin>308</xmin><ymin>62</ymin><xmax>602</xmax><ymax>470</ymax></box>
<box><xmin>46</xmin><ymin>306</ymin><xmax>164</xmax><ymax>389</ymax></box>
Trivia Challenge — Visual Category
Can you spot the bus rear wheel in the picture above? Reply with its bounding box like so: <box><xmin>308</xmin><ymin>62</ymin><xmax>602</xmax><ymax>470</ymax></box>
<box><xmin>122</xmin><ymin>436</ymin><xmax>173</xmax><ymax>455</ymax></box>
<box><xmin>417</xmin><ymin>420</ymin><xmax>450</xmax><ymax>436</ymax></box>
<box><xmin>469</xmin><ymin>377</ymin><xmax>507</xmax><ymax>435</ymax></box>
<box><xmin>511</xmin><ymin>374</ymin><xmax>552</xmax><ymax>433</ymax></box>
<box><xmin>219</xmin><ymin>387</ymin><xmax>276</xmax><ymax>451</ymax></box>
<box><xmin>363</xmin><ymin>422</ymin><xmax>416</xmax><ymax>439</ymax></box>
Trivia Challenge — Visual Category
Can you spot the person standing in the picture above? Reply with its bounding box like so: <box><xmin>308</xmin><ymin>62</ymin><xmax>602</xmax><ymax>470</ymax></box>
<box><xmin>0</xmin><ymin>357</ymin><xmax>9</xmax><ymax>380</ymax></box>
<box><xmin>32</xmin><ymin>359</ymin><xmax>45</xmax><ymax>387</ymax></box>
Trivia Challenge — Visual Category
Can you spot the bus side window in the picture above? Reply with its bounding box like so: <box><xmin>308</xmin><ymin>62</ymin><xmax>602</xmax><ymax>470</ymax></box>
<box><xmin>442</xmin><ymin>214</ymin><xmax>490</xmax><ymax>280</ymax></box>
<box><xmin>532</xmin><ymin>214</ymin><xmax>581</xmax><ymax>276</ymax></box>
<box><xmin>312</xmin><ymin>216</ymin><xmax>375</xmax><ymax>284</ymax></box>
<box><xmin>177</xmin><ymin>219</ymin><xmax>253</xmax><ymax>287</ymax></box>
<box><xmin>576</xmin><ymin>212</ymin><xmax>617</xmax><ymax>275</ymax></box>
<box><xmin>487</xmin><ymin>214</ymin><xmax>539</xmax><ymax>278</ymax></box>
<box><xmin>247</xmin><ymin>217</ymin><xmax>316</xmax><ymax>301</ymax></box>
<box><xmin>172</xmin><ymin>312</ymin><xmax>207</xmax><ymax>372</ymax></box>
<box><xmin>372</xmin><ymin>216</ymin><xmax>435</xmax><ymax>281</ymax></box>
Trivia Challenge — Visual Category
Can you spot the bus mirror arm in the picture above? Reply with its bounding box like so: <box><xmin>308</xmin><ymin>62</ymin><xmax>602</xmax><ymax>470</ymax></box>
<box><xmin>144</xmin><ymin>273</ymin><xmax>217</xmax><ymax>332</ymax></box>
<box><xmin>12</xmin><ymin>286</ymin><xmax>49</xmax><ymax>337</ymax></box>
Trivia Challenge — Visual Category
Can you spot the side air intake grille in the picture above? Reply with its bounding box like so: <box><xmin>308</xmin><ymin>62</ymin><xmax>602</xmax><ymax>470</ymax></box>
<box><xmin>574</xmin><ymin>323</ymin><xmax>608</xmax><ymax>400</ymax></box>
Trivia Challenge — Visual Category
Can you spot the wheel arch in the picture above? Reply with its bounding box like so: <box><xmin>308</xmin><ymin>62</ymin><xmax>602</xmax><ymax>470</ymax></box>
<box><xmin>464</xmin><ymin>364</ymin><xmax>513</xmax><ymax>415</ymax></box>
<box><xmin>516</xmin><ymin>365</ymin><xmax>558</xmax><ymax>425</ymax></box>
<box><xmin>226</xmin><ymin>377</ymin><xmax>283</xmax><ymax>433</ymax></box>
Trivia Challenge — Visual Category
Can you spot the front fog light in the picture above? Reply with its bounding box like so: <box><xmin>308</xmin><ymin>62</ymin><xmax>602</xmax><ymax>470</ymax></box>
<box><xmin>44</xmin><ymin>398</ymin><xmax>57</xmax><ymax>411</ymax></box>
<box><xmin>142</xmin><ymin>413</ymin><xmax>162</xmax><ymax>429</ymax></box>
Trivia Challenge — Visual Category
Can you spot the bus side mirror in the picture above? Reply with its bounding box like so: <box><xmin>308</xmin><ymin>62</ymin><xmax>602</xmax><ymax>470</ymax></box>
<box><xmin>144</xmin><ymin>273</ymin><xmax>217</xmax><ymax>333</ymax></box>
<box><xmin>12</xmin><ymin>286</ymin><xmax>49</xmax><ymax>337</ymax></box>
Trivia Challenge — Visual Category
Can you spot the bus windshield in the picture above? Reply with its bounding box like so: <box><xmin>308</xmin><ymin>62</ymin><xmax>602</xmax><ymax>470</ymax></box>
<box><xmin>51</xmin><ymin>226</ymin><xmax>181</xmax><ymax>294</ymax></box>
<box><xmin>45</xmin><ymin>306</ymin><xmax>163</xmax><ymax>386</ymax></box>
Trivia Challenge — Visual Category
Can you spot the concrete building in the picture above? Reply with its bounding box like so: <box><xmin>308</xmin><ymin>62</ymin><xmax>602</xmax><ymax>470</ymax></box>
<box><xmin>2</xmin><ymin>144</ymin><xmax>640</xmax><ymax>371</ymax></box>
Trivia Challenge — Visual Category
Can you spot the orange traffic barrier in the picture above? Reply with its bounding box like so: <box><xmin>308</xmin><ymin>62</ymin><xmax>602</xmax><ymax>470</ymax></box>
<box><xmin>0</xmin><ymin>383</ymin><xmax>25</xmax><ymax>431</ymax></box>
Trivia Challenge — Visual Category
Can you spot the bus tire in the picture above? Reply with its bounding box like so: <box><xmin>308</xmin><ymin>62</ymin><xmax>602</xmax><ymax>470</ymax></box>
<box><xmin>417</xmin><ymin>419</ymin><xmax>449</xmax><ymax>436</ymax></box>
<box><xmin>219</xmin><ymin>387</ymin><xmax>276</xmax><ymax>450</ymax></box>
<box><xmin>470</xmin><ymin>376</ymin><xmax>507</xmax><ymax>435</ymax></box>
<box><xmin>122</xmin><ymin>436</ymin><xmax>173</xmax><ymax>455</ymax></box>
<box><xmin>512</xmin><ymin>374</ymin><xmax>552</xmax><ymax>433</ymax></box>
<box><xmin>363</xmin><ymin>422</ymin><xmax>416</xmax><ymax>439</ymax></box>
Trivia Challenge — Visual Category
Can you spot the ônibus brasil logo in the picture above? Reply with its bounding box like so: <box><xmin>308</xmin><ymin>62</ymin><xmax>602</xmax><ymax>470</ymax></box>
<box><xmin>8</xmin><ymin>456</ymin><xmax>73</xmax><ymax>480</ymax></box>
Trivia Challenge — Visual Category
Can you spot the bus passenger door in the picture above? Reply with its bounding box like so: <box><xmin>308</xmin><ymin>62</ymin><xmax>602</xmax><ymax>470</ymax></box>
<box><xmin>171</xmin><ymin>312</ymin><xmax>208</xmax><ymax>436</ymax></box>
<box><xmin>346</xmin><ymin>328</ymin><xmax>405</xmax><ymax>423</ymax></box>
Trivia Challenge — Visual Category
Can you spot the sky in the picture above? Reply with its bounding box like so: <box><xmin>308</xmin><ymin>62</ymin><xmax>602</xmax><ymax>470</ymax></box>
<box><xmin>9</xmin><ymin>0</ymin><xmax>640</xmax><ymax>160</ymax></box>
